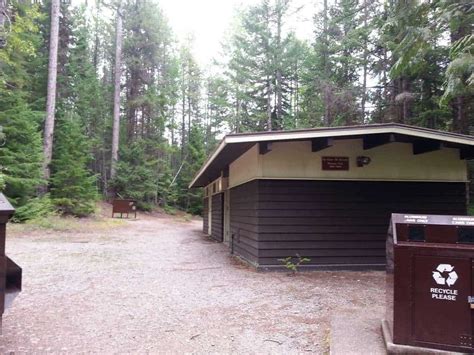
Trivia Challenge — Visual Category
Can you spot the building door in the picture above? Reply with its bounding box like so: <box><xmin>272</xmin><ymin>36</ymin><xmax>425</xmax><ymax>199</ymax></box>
<box><xmin>211</xmin><ymin>193</ymin><xmax>224</xmax><ymax>242</ymax></box>
<box><xmin>203</xmin><ymin>197</ymin><xmax>209</xmax><ymax>235</ymax></box>
<box><xmin>208</xmin><ymin>195</ymin><xmax>212</xmax><ymax>236</ymax></box>
<box><xmin>223</xmin><ymin>190</ymin><xmax>230</xmax><ymax>246</ymax></box>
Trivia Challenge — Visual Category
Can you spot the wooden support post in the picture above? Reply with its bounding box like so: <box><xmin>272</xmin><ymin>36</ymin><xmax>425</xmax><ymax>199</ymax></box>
<box><xmin>460</xmin><ymin>147</ymin><xmax>474</xmax><ymax>160</ymax></box>
<box><xmin>363</xmin><ymin>133</ymin><xmax>395</xmax><ymax>150</ymax></box>
<box><xmin>311</xmin><ymin>137</ymin><xmax>333</xmax><ymax>152</ymax></box>
<box><xmin>413</xmin><ymin>139</ymin><xmax>443</xmax><ymax>155</ymax></box>
<box><xmin>222</xmin><ymin>166</ymin><xmax>229</xmax><ymax>178</ymax></box>
<box><xmin>259</xmin><ymin>142</ymin><xmax>272</xmax><ymax>155</ymax></box>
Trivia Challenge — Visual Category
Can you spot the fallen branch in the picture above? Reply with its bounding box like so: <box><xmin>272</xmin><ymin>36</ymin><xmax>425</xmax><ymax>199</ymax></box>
<box><xmin>190</xmin><ymin>334</ymin><xmax>200</xmax><ymax>340</ymax></box>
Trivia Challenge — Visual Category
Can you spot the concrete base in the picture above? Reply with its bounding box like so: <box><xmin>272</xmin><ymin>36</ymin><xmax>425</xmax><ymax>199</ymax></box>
<box><xmin>330</xmin><ymin>310</ymin><xmax>385</xmax><ymax>355</ymax></box>
<box><xmin>4</xmin><ymin>289</ymin><xmax>20</xmax><ymax>310</ymax></box>
<box><xmin>381</xmin><ymin>319</ymin><xmax>469</xmax><ymax>355</ymax></box>
<box><xmin>257</xmin><ymin>264</ymin><xmax>386</xmax><ymax>272</ymax></box>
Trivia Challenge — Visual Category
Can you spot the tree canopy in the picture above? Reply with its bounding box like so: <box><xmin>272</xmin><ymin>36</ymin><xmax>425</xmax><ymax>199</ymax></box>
<box><xmin>0</xmin><ymin>0</ymin><xmax>472</xmax><ymax>218</ymax></box>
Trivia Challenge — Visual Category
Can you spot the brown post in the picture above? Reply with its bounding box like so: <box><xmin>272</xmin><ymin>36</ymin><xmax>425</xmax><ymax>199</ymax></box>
<box><xmin>0</xmin><ymin>193</ymin><xmax>20</xmax><ymax>332</ymax></box>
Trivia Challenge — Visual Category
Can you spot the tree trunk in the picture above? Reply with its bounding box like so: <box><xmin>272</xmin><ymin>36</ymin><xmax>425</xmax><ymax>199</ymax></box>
<box><xmin>42</xmin><ymin>0</ymin><xmax>60</xmax><ymax>187</ymax></box>
<box><xmin>267</xmin><ymin>77</ymin><xmax>272</xmax><ymax>131</ymax></box>
<box><xmin>110</xmin><ymin>10</ymin><xmax>122</xmax><ymax>180</ymax></box>
<box><xmin>402</xmin><ymin>77</ymin><xmax>412</xmax><ymax>123</ymax></box>
<box><xmin>295</xmin><ymin>61</ymin><xmax>299</xmax><ymax>127</ymax></box>
<box><xmin>275</xmin><ymin>0</ymin><xmax>283</xmax><ymax>130</ymax></box>
<box><xmin>276</xmin><ymin>70</ymin><xmax>282</xmax><ymax>128</ymax></box>
<box><xmin>450</xmin><ymin>21</ymin><xmax>469</xmax><ymax>134</ymax></box>
<box><xmin>235</xmin><ymin>86</ymin><xmax>241</xmax><ymax>133</ymax></box>
<box><xmin>0</xmin><ymin>0</ymin><xmax>7</xmax><ymax>48</ymax></box>
<box><xmin>381</xmin><ymin>47</ymin><xmax>389</xmax><ymax>123</ymax></box>
<box><xmin>93</xmin><ymin>1</ymin><xmax>100</xmax><ymax>71</ymax></box>
<box><xmin>187</xmin><ymin>96</ymin><xmax>191</xmax><ymax>144</ymax></box>
<box><xmin>263</xmin><ymin>4</ymin><xmax>272</xmax><ymax>132</ymax></box>
<box><xmin>180</xmin><ymin>70</ymin><xmax>186</xmax><ymax>160</ymax></box>
<box><xmin>323</xmin><ymin>0</ymin><xmax>330</xmax><ymax>126</ymax></box>
<box><xmin>454</xmin><ymin>96</ymin><xmax>468</xmax><ymax>134</ymax></box>
<box><xmin>361</xmin><ymin>0</ymin><xmax>368</xmax><ymax>123</ymax></box>
<box><xmin>205</xmin><ymin>81</ymin><xmax>211</xmax><ymax>151</ymax></box>
<box><xmin>170</xmin><ymin>106</ymin><xmax>175</xmax><ymax>145</ymax></box>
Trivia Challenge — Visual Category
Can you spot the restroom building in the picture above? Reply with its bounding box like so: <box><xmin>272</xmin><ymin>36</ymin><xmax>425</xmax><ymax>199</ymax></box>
<box><xmin>190</xmin><ymin>124</ymin><xmax>474</xmax><ymax>270</ymax></box>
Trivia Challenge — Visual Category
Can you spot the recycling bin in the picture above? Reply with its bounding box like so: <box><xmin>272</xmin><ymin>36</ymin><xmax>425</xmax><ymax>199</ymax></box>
<box><xmin>0</xmin><ymin>193</ymin><xmax>21</xmax><ymax>331</ymax></box>
<box><xmin>383</xmin><ymin>213</ymin><xmax>474</xmax><ymax>353</ymax></box>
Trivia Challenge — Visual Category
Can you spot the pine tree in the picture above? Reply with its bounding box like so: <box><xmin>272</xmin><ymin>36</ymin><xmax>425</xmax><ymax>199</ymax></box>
<box><xmin>50</xmin><ymin>116</ymin><xmax>97</xmax><ymax>216</ymax></box>
<box><xmin>44</xmin><ymin>3</ymin><xmax>104</xmax><ymax>216</ymax></box>
<box><xmin>112</xmin><ymin>0</ymin><xmax>183</xmax><ymax>211</ymax></box>
<box><xmin>111</xmin><ymin>6</ymin><xmax>122</xmax><ymax>181</ymax></box>
<box><xmin>0</xmin><ymin>105</ymin><xmax>44</xmax><ymax>207</ymax></box>
<box><xmin>112</xmin><ymin>140</ymin><xmax>159</xmax><ymax>211</ymax></box>
<box><xmin>382</xmin><ymin>0</ymin><xmax>471</xmax><ymax>131</ymax></box>
<box><xmin>439</xmin><ymin>0</ymin><xmax>473</xmax><ymax>133</ymax></box>
<box><xmin>301</xmin><ymin>0</ymin><xmax>369</xmax><ymax>127</ymax></box>
<box><xmin>178</xmin><ymin>39</ymin><xmax>202</xmax><ymax>157</ymax></box>
<box><xmin>0</xmin><ymin>1</ymin><xmax>44</xmax><ymax>211</ymax></box>
<box><xmin>176</xmin><ymin>124</ymin><xmax>206</xmax><ymax>214</ymax></box>
<box><xmin>67</xmin><ymin>5</ymin><xmax>111</xmax><ymax>194</ymax></box>
<box><xmin>224</xmin><ymin>0</ymin><xmax>303</xmax><ymax>132</ymax></box>
<box><xmin>204</xmin><ymin>75</ymin><xmax>231</xmax><ymax>151</ymax></box>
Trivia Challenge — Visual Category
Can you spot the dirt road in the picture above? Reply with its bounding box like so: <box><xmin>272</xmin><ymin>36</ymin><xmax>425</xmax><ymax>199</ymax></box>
<box><xmin>0</xmin><ymin>212</ymin><xmax>385</xmax><ymax>353</ymax></box>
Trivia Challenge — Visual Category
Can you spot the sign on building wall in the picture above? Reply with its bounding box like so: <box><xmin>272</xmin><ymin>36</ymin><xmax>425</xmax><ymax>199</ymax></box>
<box><xmin>322</xmin><ymin>156</ymin><xmax>349</xmax><ymax>171</ymax></box>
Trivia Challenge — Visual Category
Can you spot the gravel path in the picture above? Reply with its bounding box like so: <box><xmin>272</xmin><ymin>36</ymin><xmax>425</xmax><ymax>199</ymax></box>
<box><xmin>0</xmin><ymin>213</ymin><xmax>385</xmax><ymax>353</ymax></box>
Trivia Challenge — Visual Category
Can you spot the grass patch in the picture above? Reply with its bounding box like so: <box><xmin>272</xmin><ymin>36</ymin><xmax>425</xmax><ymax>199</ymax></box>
<box><xmin>10</xmin><ymin>213</ymin><xmax>126</xmax><ymax>234</ymax></box>
<box><xmin>160</xmin><ymin>205</ymin><xmax>195</xmax><ymax>222</ymax></box>
<box><xmin>180</xmin><ymin>213</ymin><xmax>193</xmax><ymax>222</ymax></box>
<box><xmin>163</xmin><ymin>205</ymin><xmax>177</xmax><ymax>215</ymax></box>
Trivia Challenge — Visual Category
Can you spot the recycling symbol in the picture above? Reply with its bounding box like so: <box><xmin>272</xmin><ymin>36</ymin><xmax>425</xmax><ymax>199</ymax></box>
<box><xmin>432</xmin><ymin>264</ymin><xmax>458</xmax><ymax>287</ymax></box>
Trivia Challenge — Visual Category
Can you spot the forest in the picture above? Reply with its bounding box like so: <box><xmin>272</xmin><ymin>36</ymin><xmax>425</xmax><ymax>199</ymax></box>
<box><xmin>0</xmin><ymin>0</ymin><xmax>472</xmax><ymax>220</ymax></box>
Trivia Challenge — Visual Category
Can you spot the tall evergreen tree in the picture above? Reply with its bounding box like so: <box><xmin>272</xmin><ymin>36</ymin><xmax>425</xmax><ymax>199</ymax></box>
<box><xmin>47</xmin><ymin>3</ymin><xmax>103</xmax><ymax>216</ymax></box>
<box><xmin>1</xmin><ymin>0</ymin><xmax>470</xmax><ymax>220</ymax></box>
<box><xmin>111</xmin><ymin>6</ymin><xmax>122</xmax><ymax>181</ymax></box>
<box><xmin>0</xmin><ymin>1</ymin><xmax>44</xmax><ymax>209</ymax></box>
<box><xmin>112</xmin><ymin>140</ymin><xmax>159</xmax><ymax>210</ymax></box>
<box><xmin>175</xmin><ymin>124</ymin><xmax>206</xmax><ymax>214</ymax></box>
<box><xmin>224</xmin><ymin>0</ymin><xmax>304</xmax><ymax>132</ymax></box>
<box><xmin>50</xmin><ymin>116</ymin><xmax>97</xmax><ymax>216</ymax></box>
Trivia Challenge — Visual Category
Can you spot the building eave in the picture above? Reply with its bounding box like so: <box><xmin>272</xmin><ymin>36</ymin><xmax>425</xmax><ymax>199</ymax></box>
<box><xmin>189</xmin><ymin>124</ymin><xmax>474</xmax><ymax>189</ymax></box>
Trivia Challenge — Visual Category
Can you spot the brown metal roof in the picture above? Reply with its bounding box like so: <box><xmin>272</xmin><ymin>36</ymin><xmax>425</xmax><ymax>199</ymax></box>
<box><xmin>189</xmin><ymin>123</ymin><xmax>474</xmax><ymax>188</ymax></box>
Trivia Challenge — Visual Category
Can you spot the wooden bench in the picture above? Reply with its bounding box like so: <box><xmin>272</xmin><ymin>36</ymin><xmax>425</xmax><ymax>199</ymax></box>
<box><xmin>112</xmin><ymin>199</ymin><xmax>137</xmax><ymax>218</ymax></box>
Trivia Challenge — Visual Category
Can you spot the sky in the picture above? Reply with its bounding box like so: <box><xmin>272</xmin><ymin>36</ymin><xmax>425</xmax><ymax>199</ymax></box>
<box><xmin>158</xmin><ymin>0</ymin><xmax>317</xmax><ymax>66</ymax></box>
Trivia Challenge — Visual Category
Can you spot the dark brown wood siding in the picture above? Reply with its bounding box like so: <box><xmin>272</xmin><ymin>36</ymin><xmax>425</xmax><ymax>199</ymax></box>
<box><xmin>203</xmin><ymin>198</ymin><xmax>209</xmax><ymax>234</ymax></box>
<box><xmin>211</xmin><ymin>193</ymin><xmax>224</xmax><ymax>242</ymax></box>
<box><xmin>229</xmin><ymin>179</ymin><xmax>467</xmax><ymax>269</ymax></box>
<box><xmin>229</xmin><ymin>181</ymin><xmax>259</xmax><ymax>265</ymax></box>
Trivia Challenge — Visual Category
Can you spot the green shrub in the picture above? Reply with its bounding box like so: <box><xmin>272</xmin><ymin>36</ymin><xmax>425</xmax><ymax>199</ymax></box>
<box><xmin>12</xmin><ymin>195</ymin><xmax>55</xmax><ymax>223</ymax></box>
<box><xmin>163</xmin><ymin>205</ymin><xmax>177</xmax><ymax>215</ymax></box>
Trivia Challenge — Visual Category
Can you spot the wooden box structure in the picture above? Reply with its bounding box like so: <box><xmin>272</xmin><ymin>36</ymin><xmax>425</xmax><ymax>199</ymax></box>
<box><xmin>112</xmin><ymin>199</ymin><xmax>137</xmax><ymax>218</ymax></box>
<box><xmin>192</xmin><ymin>124</ymin><xmax>474</xmax><ymax>270</ymax></box>
<box><xmin>383</xmin><ymin>213</ymin><xmax>474</xmax><ymax>353</ymax></box>
<box><xmin>0</xmin><ymin>193</ymin><xmax>21</xmax><ymax>330</ymax></box>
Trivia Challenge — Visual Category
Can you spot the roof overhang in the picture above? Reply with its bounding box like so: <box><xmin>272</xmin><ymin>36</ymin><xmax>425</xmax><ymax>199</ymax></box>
<box><xmin>189</xmin><ymin>123</ymin><xmax>474</xmax><ymax>188</ymax></box>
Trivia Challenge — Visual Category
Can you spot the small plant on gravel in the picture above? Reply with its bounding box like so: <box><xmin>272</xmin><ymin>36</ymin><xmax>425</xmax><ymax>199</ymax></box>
<box><xmin>163</xmin><ymin>205</ymin><xmax>177</xmax><ymax>215</ymax></box>
<box><xmin>278</xmin><ymin>254</ymin><xmax>311</xmax><ymax>275</ymax></box>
